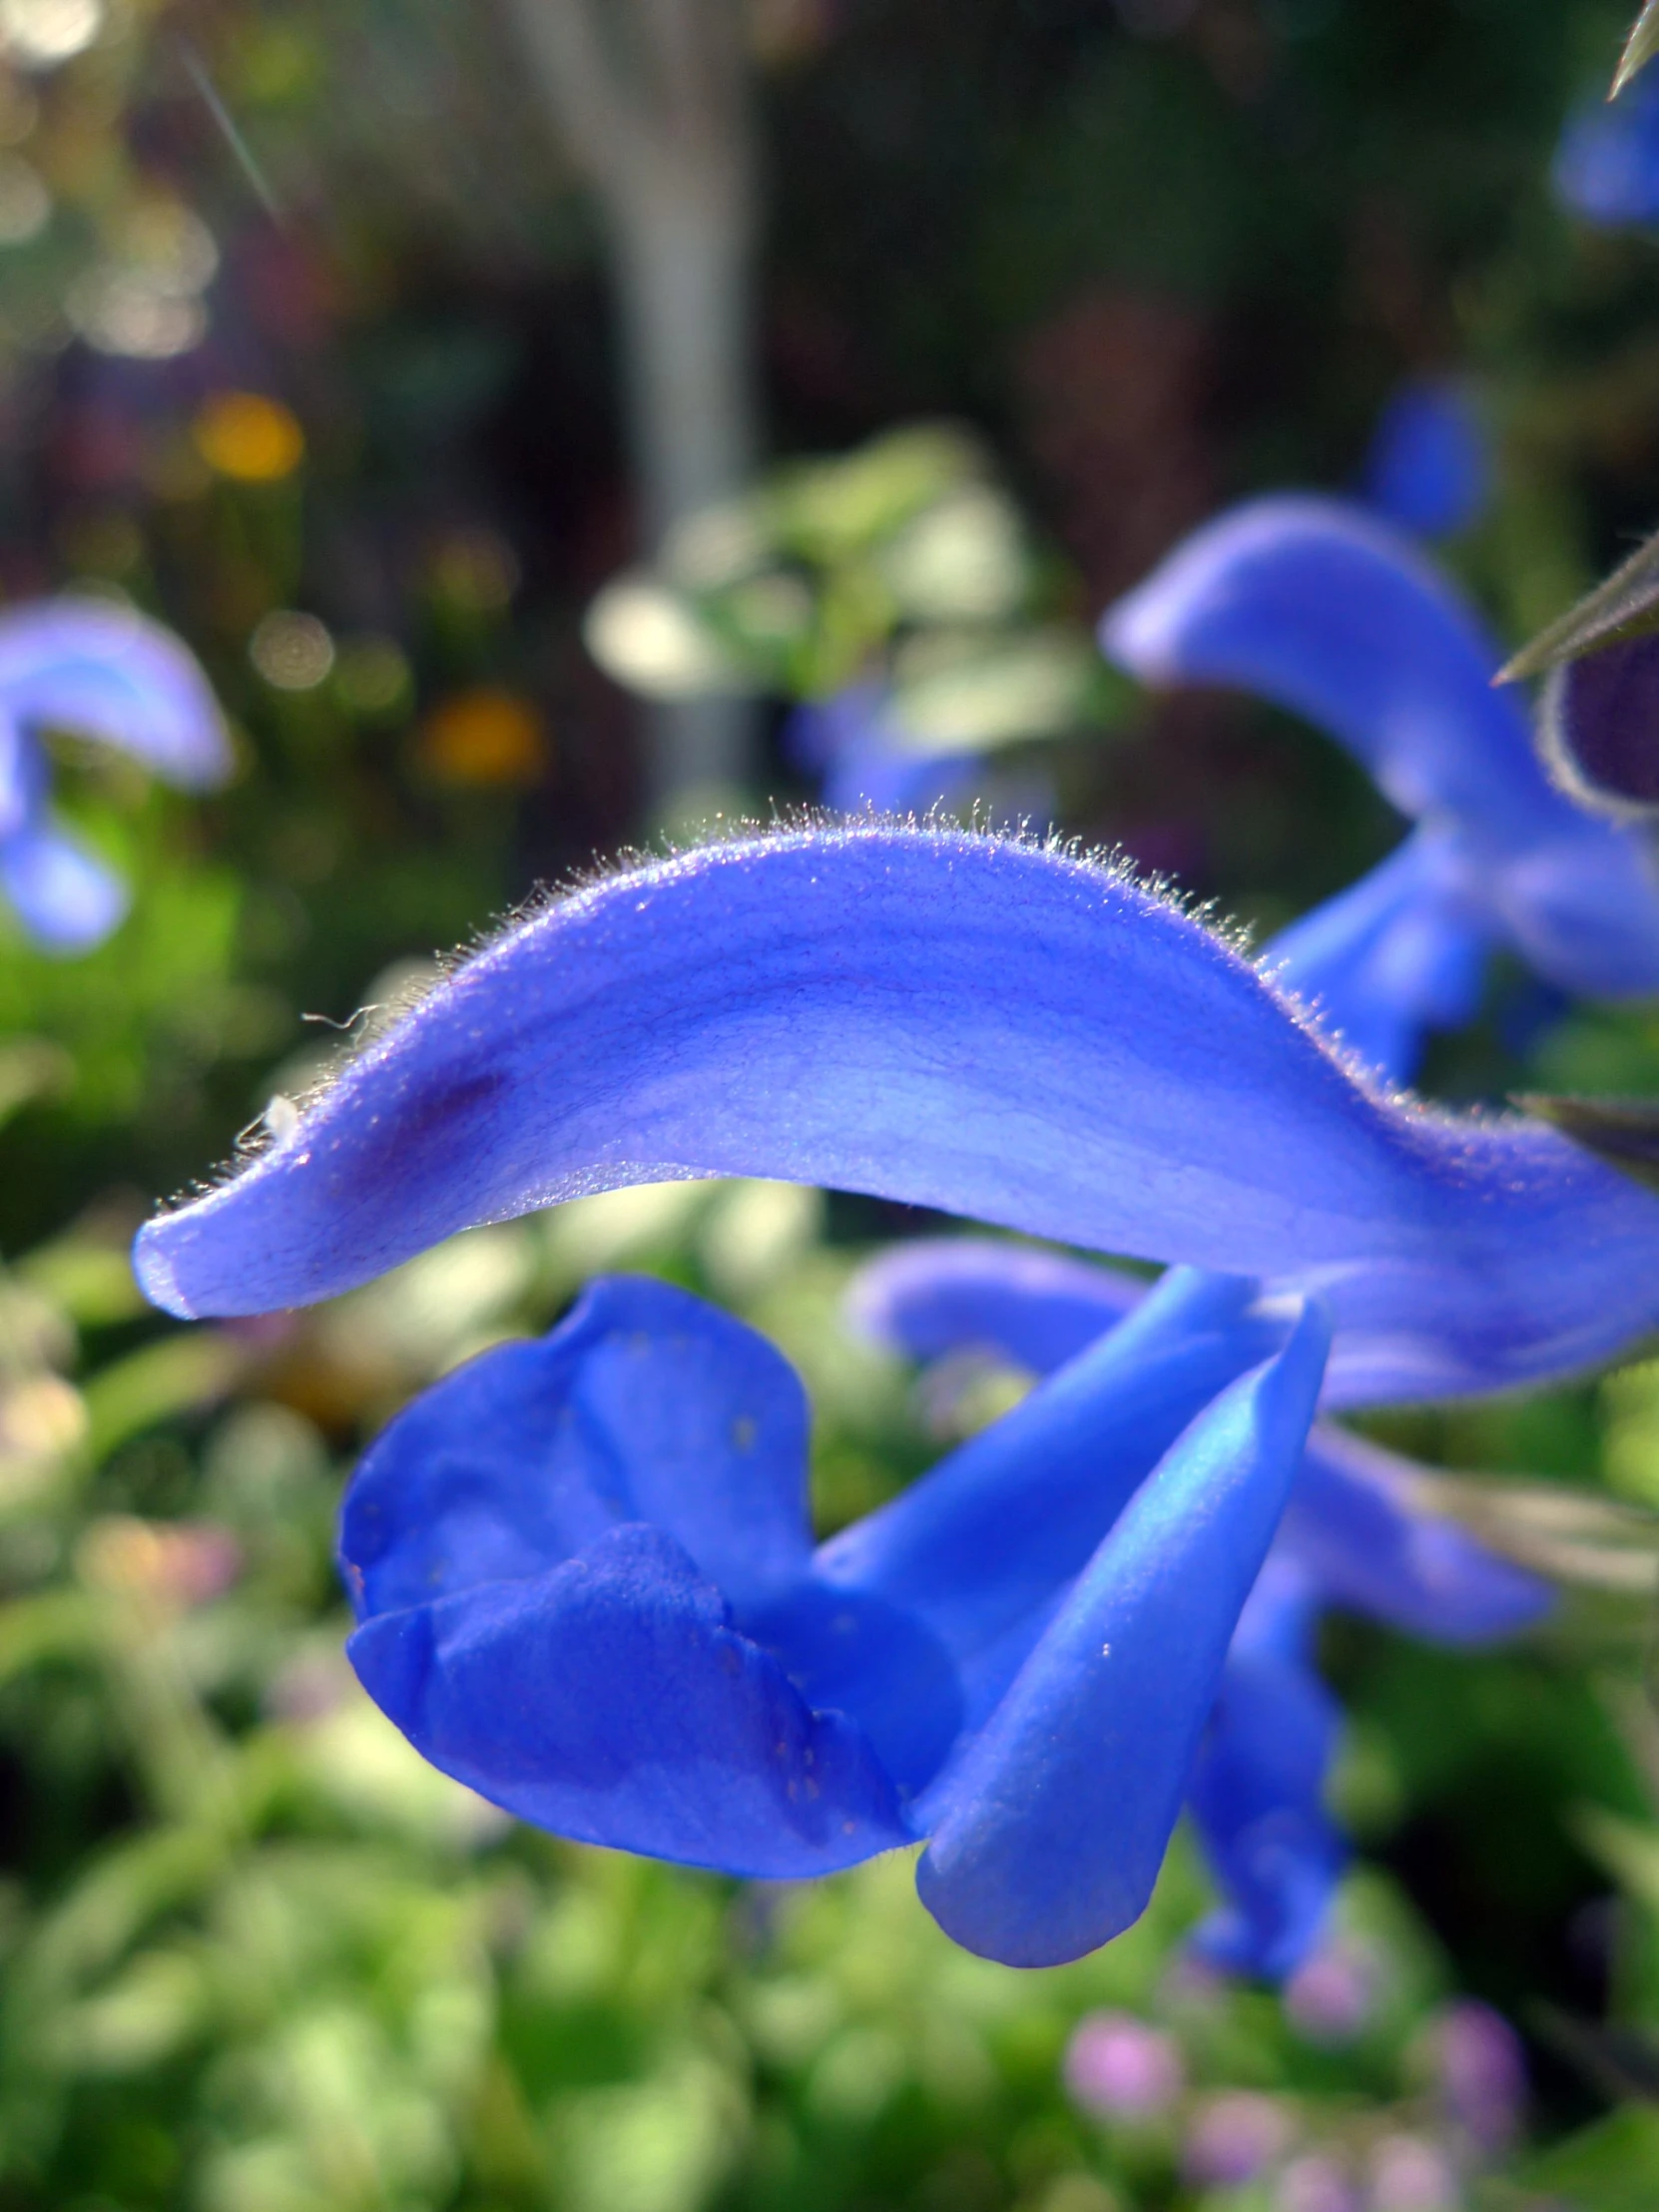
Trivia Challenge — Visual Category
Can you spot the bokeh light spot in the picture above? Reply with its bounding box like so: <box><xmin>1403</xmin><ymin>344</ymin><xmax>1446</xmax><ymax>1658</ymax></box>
<box><xmin>417</xmin><ymin>688</ymin><xmax>548</xmax><ymax>788</ymax></box>
<box><xmin>67</xmin><ymin>273</ymin><xmax>205</xmax><ymax>359</ymax></box>
<box><xmin>251</xmin><ymin>610</ymin><xmax>335</xmax><ymax>692</ymax></box>
<box><xmin>0</xmin><ymin>0</ymin><xmax>104</xmax><ymax>68</ymax></box>
<box><xmin>334</xmin><ymin>636</ymin><xmax>412</xmax><ymax>718</ymax></box>
<box><xmin>428</xmin><ymin>528</ymin><xmax>519</xmax><ymax>613</ymax></box>
<box><xmin>194</xmin><ymin>391</ymin><xmax>305</xmax><ymax>483</ymax></box>
<box><xmin>0</xmin><ymin>152</ymin><xmax>48</xmax><ymax>243</ymax></box>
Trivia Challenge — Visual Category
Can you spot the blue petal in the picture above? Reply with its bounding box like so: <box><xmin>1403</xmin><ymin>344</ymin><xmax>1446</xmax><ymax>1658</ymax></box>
<box><xmin>1099</xmin><ymin>498</ymin><xmax>1546</xmax><ymax>839</ymax></box>
<box><xmin>0</xmin><ymin>599</ymin><xmax>232</xmax><ymax>789</ymax></box>
<box><xmin>1538</xmin><ymin>634</ymin><xmax>1659</xmax><ymax>817</ymax></box>
<box><xmin>1266</xmin><ymin>830</ymin><xmax>1492</xmax><ymax>1084</ymax></box>
<box><xmin>0</xmin><ymin>820</ymin><xmax>130</xmax><ymax>953</ymax></box>
<box><xmin>1284</xmin><ymin>1424</ymin><xmax>1553</xmax><ymax>1644</ymax></box>
<box><xmin>1099</xmin><ymin>498</ymin><xmax>1659</xmax><ymax>999</ymax></box>
<box><xmin>783</xmin><ymin>687</ymin><xmax>886</xmax><ymax>776</ymax></box>
<box><xmin>1187</xmin><ymin>1563</ymin><xmax>1347</xmax><ymax>1979</ymax></box>
<box><xmin>846</xmin><ymin>1236</ymin><xmax>1145</xmax><ymax>1374</ymax></box>
<box><xmin>340</xmin><ymin>1275</ymin><xmax>813</xmax><ymax>1622</ymax></box>
<box><xmin>744</xmin><ymin>1577</ymin><xmax>965</xmax><ymax>1802</ymax></box>
<box><xmin>1555</xmin><ymin>77</ymin><xmax>1659</xmax><ymax>229</ymax></box>
<box><xmin>0</xmin><ymin>720</ymin><xmax>47</xmax><ymax>843</ymax></box>
<box><xmin>347</xmin><ymin>1521</ymin><xmax>913</xmax><ymax>1876</ymax></box>
<box><xmin>913</xmin><ymin>1302</ymin><xmax>1331</xmax><ymax>1967</ymax></box>
<box><xmin>820</xmin><ymin>1269</ymin><xmax>1288</xmax><ymax>1679</ymax></box>
<box><xmin>845</xmin><ymin>1237</ymin><xmax>1553</xmax><ymax>1643</ymax></box>
<box><xmin>1362</xmin><ymin>380</ymin><xmax>1491</xmax><ymax>542</ymax></box>
<box><xmin>841</xmin><ymin>1222</ymin><xmax>1596</xmax><ymax>1415</ymax></box>
<box><xmin>132</xmin><ymin>827</ymin><xmax>1659</xmax><ymax>1402</ymax></box>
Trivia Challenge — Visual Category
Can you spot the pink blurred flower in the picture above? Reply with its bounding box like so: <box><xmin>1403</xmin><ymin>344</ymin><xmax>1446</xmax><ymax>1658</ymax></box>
<box><xmin>1183</xmin><ymin>2091</ymin><xmax>1295</xmax><ymax>2186</ymax></box>
<box><xmin>1369</xmin><ymin>2133</ymin><xmax>1459</xmax><ymax>2211</ymax></box>
<box><xmin>1063</xmin><ymin>2010</ymin><xmax>1186</xmax><ymax>2121</ymax></box>
<box><xmin>1430</xmin><ymin>1999</ymin><xmax>1526</xmax><ymax>2154</ymax></box>
<box><xmin>1277</xmin><ymin>2154</ymin><xmax>1363</xmax><ymax>2212</ymax></box>
<box><xmin>1284</xmin><ymin>1942</ymin><xmax>1378</xmax><ymax>2045</ymax></box>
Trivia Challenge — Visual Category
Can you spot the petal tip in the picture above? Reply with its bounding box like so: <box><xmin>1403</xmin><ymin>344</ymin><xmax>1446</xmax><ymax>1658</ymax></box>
<box><xmin>131</xmin><ymin>1218</ymin><xmax>197</xmax><ymax>1320</ymax></box>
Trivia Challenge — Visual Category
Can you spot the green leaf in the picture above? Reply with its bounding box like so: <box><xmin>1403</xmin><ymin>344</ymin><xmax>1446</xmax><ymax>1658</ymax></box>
<box><xmin>1575</xmin><ymin>1806</ymin><xmax>1659</xmax><ymax>1920</ymax></box>
<box><xmin>1515</xmin><ymin>1091</ymin><xmax>1659</xmax><ymax>1193</ymax></box>
<box><xmin>1510</xmin><ymin>2105</ymin><xmax>1659</xmax><ymax>2210</ymax></box>
<box><xmin>1615</xmin><ymin>0</ymin><xmax>1659</xmax><ymax>96</ymax></box>
<box><xmin>1496</xmin><ymin>521</ymin><xmax>1659</xmax><ymax>684</ymax></box>
<box><xmin>80</xmin><ymin>1332</ymin><xmax>249</xmax><ymax>1464</ymax></box>
<box><xmin>19</xmin><ymin>1232</ymin><xmax>149</xmax><ymax>1328</ymax></box>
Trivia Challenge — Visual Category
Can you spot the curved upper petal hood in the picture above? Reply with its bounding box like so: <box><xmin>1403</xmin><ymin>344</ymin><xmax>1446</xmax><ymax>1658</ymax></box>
<box><xmin>134</xmin><ymin>825</ymin><xmax>1659</xmax><ymax>1401</ymax></box>
<box><xmin>1101</xmin><ymin>498</ymin><xmax>1559</xmax><ymax>844</ymax></box>
<box><xmin>1099</xmin><ymin>497</ymin><xmax>1659</xmax><ymax>1004</ymax></box>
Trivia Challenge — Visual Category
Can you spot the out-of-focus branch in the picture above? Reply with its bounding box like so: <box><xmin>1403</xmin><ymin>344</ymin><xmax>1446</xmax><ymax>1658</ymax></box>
<box><xmin>505</xmin><ymin>0</ymin><xmax>761</xmax><ymax>807</ymax></box>
<box><xmin>504</xmin><ymin>0</ymin><xmax>636</xmax><ymax>187</ymax></box>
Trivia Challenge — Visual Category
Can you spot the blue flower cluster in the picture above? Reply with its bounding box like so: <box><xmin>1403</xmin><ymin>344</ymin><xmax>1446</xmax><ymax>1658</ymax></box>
<box><xmin>133</xmin><ymin>491</ymin><xmax>1659</xmax><ymax>1977</ymax></box>
<box><xmin>0</xmin><ymin>599</ymin><xmax>231</xmax><ymax>952</ymax></box>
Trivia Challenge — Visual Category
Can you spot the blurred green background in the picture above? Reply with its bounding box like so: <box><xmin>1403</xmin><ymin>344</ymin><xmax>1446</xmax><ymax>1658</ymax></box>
<box><xmin>5</xmin><ymin>1</ymin><xmax>1659</xmax><ymax>2206</ymax></box>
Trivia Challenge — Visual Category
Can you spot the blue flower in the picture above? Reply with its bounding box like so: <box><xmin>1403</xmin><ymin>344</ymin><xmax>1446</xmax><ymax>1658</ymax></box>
<box><xmin>341</xmin><ymin>1267</ymin><xmax>1332</xmax><ymax>1965</ymax></box>
<box><xmin>1362</xmin><ymin>380</ymin><xmax>1492</xmax><ymax>544</ymax></box>
<box><xmin>131</xmin><ymin>824</ymin><xmax>1599</xmax><ymax>1970</ymax></box>
<box><xmin>1554</xmin><ymin>72</ymin><xmax>1659</xmax><ymax>228</ymax></box>
<box><xmin>849</xmin><ymin>1231</ymin><xmax>1552</xmax><ymax>1974</ymax></box>
<box><xmin>0</xmin><ymin>598</ymin><xmax>232</xmax><ymax>952</ymax></box>
<box><xmin>1100</xmin><ymin>497</ymin><xmax>1659</xmax><ymax>1079</ymax></box>
<box><xmin>134</xmin><ymin>826</ymin><xmax>1659</xmax><ymax>1405</ymax></box>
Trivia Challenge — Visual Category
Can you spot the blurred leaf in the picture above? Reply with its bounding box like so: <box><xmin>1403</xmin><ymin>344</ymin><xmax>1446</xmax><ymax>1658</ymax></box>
<box><xmin>21</xmin><ymin>1826</ymin><xmax>230</xmax><ymax>1990</ymax></box>
<box><xmin>19</xmin><ymin>1231</ymin><xmax>148</xmax><ymax>1327</ymax></box>
<box><xmin>50</xmin><ymin>1946</ymin><xmax>209</xmax><ymax>2076</ymax></box>
<box><xmin>0</xmin><ymin>1039</ymin><xmax>72</xmax><ymax>1128</ymax></box>
<box><xmin>0</xmin><ymin>1588</ymin><xmax>99</xmax><ymax>1684</ymax></box>
<box><xmin>1575</xmin><ymin>1804</ymin><xmax>1659</xmax><ymax>1918</ymax></box>
<box><xmin>81</xmin><ymin>1332</ymin><xmax>249</xmax><ymax>1463</ymax></box>
<box><xmin>771</xmin><ymin>426</ymin><xmax>984</xmax><ymax>562</ymax></box>
<box><xmin>889</xmin><ymin>630</ymin><xmax>1107</xmax><ymax>751</ymax></box>
<box><xmin>1508</xmin><ymin>2105</ymin><xmax>1659</xmax><ymax>2209</ymax></box>
<box><xmin>1615</xmin><ymin>0</ymin><xmax>1659</xmax><ymax>95</ymax></box>
<box><xmin>1498</xmin><ymin>525</ymin><xmax>1659</xmax><ymax>683</ymax></box>
<box><xmin>878</xmin><ymin>487</ymin><xmax>1030</xmax><ymax>625</ymax></box>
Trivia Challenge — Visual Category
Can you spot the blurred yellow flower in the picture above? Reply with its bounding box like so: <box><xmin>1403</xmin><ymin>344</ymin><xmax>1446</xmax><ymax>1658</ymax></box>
<box><xmin>193</xmin><ymin>390</ymin><xmax>305</xmax><ymax>483</ymax></box>
<box><xmin>418</xmin><ymin>689</ymin><xmax>548</xmax><ymax>788</ymax></box>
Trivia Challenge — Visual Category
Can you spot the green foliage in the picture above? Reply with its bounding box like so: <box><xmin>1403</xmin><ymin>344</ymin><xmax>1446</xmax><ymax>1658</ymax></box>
<box><xmin>584</xmin><ymin>423</ymin><xmax>1120</xmax><ymax>762</ymax></box>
